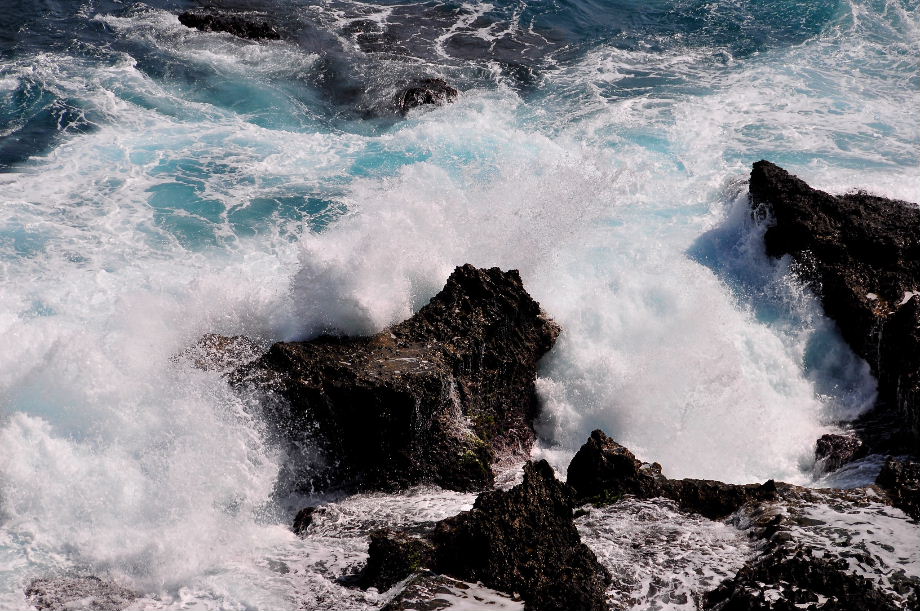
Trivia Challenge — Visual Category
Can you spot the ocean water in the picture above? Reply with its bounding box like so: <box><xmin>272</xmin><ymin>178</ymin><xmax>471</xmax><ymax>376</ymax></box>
<box><xmin>1</xmin><ymin>0</ymin><xmax>918</xmax><ymax>608</ymax></box>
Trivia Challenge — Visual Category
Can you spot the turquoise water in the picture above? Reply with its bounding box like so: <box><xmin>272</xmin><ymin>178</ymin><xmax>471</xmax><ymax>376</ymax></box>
<box><xmin>0</xmin><ymin>0</ymin><xmax>918</xmax><ymax>608</ymax></box>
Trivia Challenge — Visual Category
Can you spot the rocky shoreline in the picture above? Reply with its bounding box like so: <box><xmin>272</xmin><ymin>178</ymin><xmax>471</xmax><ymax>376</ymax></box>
<box><xmin>25</xmin><ymin>163</ymin><xmax>920</xmax><ymax>610</ymax></box>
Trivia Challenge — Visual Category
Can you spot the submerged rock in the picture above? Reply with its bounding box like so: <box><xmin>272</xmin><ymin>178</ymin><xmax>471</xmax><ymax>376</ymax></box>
<box><xmin>359</xmin><ymin>528</ymin><xmax>436</xmax><ymax>592</ymax></box>
<box><xmin>381</xmin><ymin>571</ymin><xmax>524</xmax><ymax>611</ymax></box>
<box><xmin>360</xmin><ymin>460</ymin><xmax>611</xmax><ymax>611</ymax></box>
<box><xmin>178</xmin><ymin>11</ymin><xmax>281</xmax><ymax>40</ymax></box>
<box><xmin>566</xmin><ymin>429</ymin><xmax>777</xmax><ymax>520</ymax></box>
<box><xmin>232</xmin><ymin>264</ymin><xmax>559</xmax><ymax>492</ymax></box>
<box><xmin>876</xmin><ymin>456</ymin><xmax>920</xmax><ymax>521</ymax></box>
<box><xmin>396</xmin><ymin>78</ymin><xmax>459</xmax><ymax>114</ymax></box>
<box><xmin>26</xmin><ymin>576</ymin><xmax>136</xmax><ymax>611</ymax></box>
<box><xmin>749</xmin><ymin>161</ymin><xmax>920</xmax><ymax>454</ymax></box>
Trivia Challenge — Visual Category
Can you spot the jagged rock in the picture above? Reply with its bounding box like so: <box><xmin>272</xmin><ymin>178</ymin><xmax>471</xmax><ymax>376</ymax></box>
<box><xmin>703</xmin><ymin>493</ymin><xmax>920</xmax><ymax>610</ymax></box>
<box><xmin>876</xmin><ymin>456</ymin><xmax>920</xmax><ymax>521</ymax></box>
<box><xmin>566</xmin><ymin>429</ymin><xmax>665</xmax><ymax>502</ymax></box>
<box><xmin>382</xmin><ymin>571</ymin><xmax>523</xmax><ymax>611</ymax></box>
<box><xmin>749</xmin><ymin>161</ymin><xmax>920</xmax><ymax>454</ymax></box>
<box><xmin>396</xmin><ymin>78</ymin><xmax>458</xmax><ymax>114</ymax></box>
<box><xmin>26</xmin><ymin>576</ymin><xmax>136</xmax><ymax>611</ymax></box>
<box><xmin>360</xmin><ymin>461</ymin><xmax>611</xmax><ymax>611</ymax></box>
<box><xmin>359</xmin><ymin>529</ymin><xmax>435</xmax><ymax>591</ymax></box>
<box><xmin>178</xmin><ymin>11</ymin><xmax>281</xmax><ymax>40</ymax></box>
<box><xmin>292</xmin><ymin>506</ymin><xmax>317</xmax><ymax>536</ymax></box>
<box><xmin>814</xmin><ymin>433</ymin><xmax>866</xmax><ymax>475</ymax></box>
<box><xmin>232</xmin><ymin>264</ymin><xmax>559</xmax><ymax>493</ymax></box>
<box><xmin>566</xmin><ymin>430</ymin><xmax>777</xmax><ymax>519</ymax></box>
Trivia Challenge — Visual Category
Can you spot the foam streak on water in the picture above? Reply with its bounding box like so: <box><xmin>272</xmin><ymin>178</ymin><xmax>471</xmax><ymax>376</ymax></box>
<box><xmin>1</xmin><ymin>0</ymin><xmax>919</xmax><ymax>607</ymax></box>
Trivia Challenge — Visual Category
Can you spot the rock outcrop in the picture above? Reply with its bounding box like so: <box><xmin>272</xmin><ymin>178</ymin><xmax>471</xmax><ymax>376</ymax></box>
<box><xmin>564</xmin><ymin>430</ymin><xmax>919</xmax><ymax>610</ymax></box>
<box><xmin>876</xmin><ymin>456</ymin><xmax>920</xmax><ymax>521</ymax></box>
<box><xmin>749</xmin><ymin>161</ymin><xmax>920</xmax><ymax>453</ymax></box>
<box><xmin>703</xmin><ymin>493</ymin><xmax>920</xmax><ymax>611</ymax></box>
<box><xmin>813</xmin><ymin>432</ymin><xmax>867</xmax><ymax>475</ymax></box>
<box><xmin>178</xmin><ymin>10</ymin><xmax>281</xmax><ymax>40</ymax></box>
<box><xmin>396</xmin><ymin>78</ymin><xmax>458</xmax><ymax>114</ymax></box>
<box><xmin>232</xmin><ymin>264</ymin><xmax>559</xmax><ymax>492</ymax></box>
<box><xmin>359</xmin><ymin>460</ymin><xmax>611</xmax><ymax>611</ymax></box>
<box><xmin>566</xmin><ymin>430</ymin><xmax>777</xmax><ymax>520</ymax></box>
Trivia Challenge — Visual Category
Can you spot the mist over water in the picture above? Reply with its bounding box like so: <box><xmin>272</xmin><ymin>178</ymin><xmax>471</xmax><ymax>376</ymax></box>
<box><xmin>1</xmin><ymin>0</ymin><xmax>918</xmax><ymax>607</ymax></box>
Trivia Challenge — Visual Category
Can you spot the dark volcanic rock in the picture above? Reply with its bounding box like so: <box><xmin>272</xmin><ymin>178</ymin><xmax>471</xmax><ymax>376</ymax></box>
<box><xmin>749</xmin><ymin>160</ymin><xmax>920</xmax><ymax>453</ymax></box>
<box><xmin>178</xmin><ymin>11</ymin><xmax>281</xmax><ymax>40</ymax></box>
<box><xmin>292</xmin><ymin>506</ymin><xmax>317</xmax><ymax>536</ymax></box>
<box><xmin>703</xmin><ymin>498</ymin><xmax>920</xmax><ymax>611</ymax></box>
<box><xmin>26</xmin><ymin>576</ymin><xmax>136</xmax><ymax>611</ymax></box>
<box><xmin>813</xmin><ymin>433</ymin><xmax>866</xmax><ymax>475</ymax></box>
<box><xmin>360</xmin><ymin>460</ymin><xmax>611</xmax><ymax>611</ymax></box>
<box><xmin>381</xmin><ymin>571</ymin><xmax>522</xmax><ymax>611</ymax></box>
<box><xmin>232</xmin><ymin>264</ymin><xmax>559</xmax><ymax>493</ymax></box>
<box><xmin>359</xmin><ymin>529</ymin><xmax>436</xmax><ymax>592</ymax></box>
<box><xmin>396</xmin><ymin>78</ymin><xmax>458</xmax><ymax>114</ymax></box>
<box><xmin>876</xmin><ymin>456</ymin><xmax>920</xmax><ymax>521</ymax></box>
<box><xmin>566</xmin><ymin>430</ymin><xmax>777</xmax><ymax>520</ymax></box>
<box><xmin>566</xmin><ymin>429</ymin><xmax>665</xmax><ymax>502</ymax></box>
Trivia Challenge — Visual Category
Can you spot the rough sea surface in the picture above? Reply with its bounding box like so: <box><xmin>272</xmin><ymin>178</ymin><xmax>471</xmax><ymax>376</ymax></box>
<box><xmin>1</xmin><ymin>0</ymin><xmax>918</xmax><ymax>608</ymax></box>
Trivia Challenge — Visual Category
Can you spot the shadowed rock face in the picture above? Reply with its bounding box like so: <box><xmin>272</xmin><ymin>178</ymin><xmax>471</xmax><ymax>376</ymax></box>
<box><xmin>232</xmin><ymin>264</ymin><xmax>559</xmax><ymax>492</ymax></box>
<box><xmin>360</xmin><ymin>460</ymin><xmax>611</xmax><ymax>611</ymax></box>
<box><xmin>178</xmin><ymin>11</ymin><xmax>281</xmax><ymax>40</ymax></box>
<box><xmin>876</xmin><ymin>456</ymin><xmax>920</xmax><ymax>521</ymax></box>
<box><xmin>749</xmin><ymin>160</ymin><xmax>920</xmax><ymax>452</ymax></box>
<box><xmin>566</xmin><ymin>430</ymin><xmax>777</xmax><ymax>520</ymax></box>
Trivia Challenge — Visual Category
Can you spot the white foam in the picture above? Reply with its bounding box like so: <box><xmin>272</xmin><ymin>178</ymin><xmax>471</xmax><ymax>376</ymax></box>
<box><xmin>578</xmin><ymin>498</ymin><xmax>752</xmax><ymax>610</ymax></box>
<box><xmin>1</xmin><ymin>0</ymin><xmax>917</xmax><ymax>607</ymax></box>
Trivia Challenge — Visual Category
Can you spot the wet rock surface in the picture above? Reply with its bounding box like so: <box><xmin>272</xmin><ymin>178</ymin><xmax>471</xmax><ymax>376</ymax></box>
<box><xmin>749</xmin><ymin>160</ymin><xmax>920</xmax><ymax>454</ymax></box>
<box><xmin>813</xmin><ymin>432</ymin><xmax>867</xmax><ymax>476</ymax></box>
<box><xmin>703</xmin><ymin>493</ymin><xmax>920</xmax><ymax>611</ymax></box>
<box><xmin>232</xmin><ymin>264</ymin><xmax>559</xmax><ymax>493</ymax></box>
<box><xmin>565</xmin><ymin>430</ymin><xmax>920</xmax><ymax>610</ymax></box>
<box><xmin>361</xmin><ymin>461</ymin><xmax>611</xmax><ymax>611</ymax></box>
<box><xmin>178</xmin><ymin>10</ymin><xmax>281</xmax><ymax>40</ymax></box>
<box><xmin>381</xmin><ymin>571</ymin><xmax>523</xmax><ymax>611</ymax></box>
<box><xmin>26</xmin><ymin>576</ymin><xmax>136</xmax><ymax>611</ymax></box>
<box><xmin>396</xmin><ymin>78</ymin><xmax>459</xmax><ymax>114</ymax></box>
<box><xmin>876</xmin><ymin>456</ymin><xmax>920</xmax><ymax>521</ymax></box>
<box><xmin>567</xmin><ymin>430</ymin><xmax>778</xmax><ymax>520</ymax></box>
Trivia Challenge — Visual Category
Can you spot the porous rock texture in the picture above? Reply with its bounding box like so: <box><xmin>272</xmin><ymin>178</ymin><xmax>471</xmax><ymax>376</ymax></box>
<box><xmin>876</xmin><ymin>456</ymin><xmax>920</xmax><ymax>521</ymax></box>
<box><xmin>232</xmin><ymin>264</ymin><xmax>559</xmax><ymax>492</ymax></box>
<box><xmin>359</xmin><ymin>460</ymin><xmax>611</xmax><ymax>611</ymax></box>
<box><xmin>178</xmin><ymin>10</ymin><xmax>281</xmax><ymax>40</ymax></box>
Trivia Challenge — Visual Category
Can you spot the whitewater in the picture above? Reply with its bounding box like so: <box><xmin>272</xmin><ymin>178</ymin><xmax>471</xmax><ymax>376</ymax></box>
<box><xmin>0</xmin><ymin>0</ymin><xmax>918</xmax><ymax>608</ymax></box>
